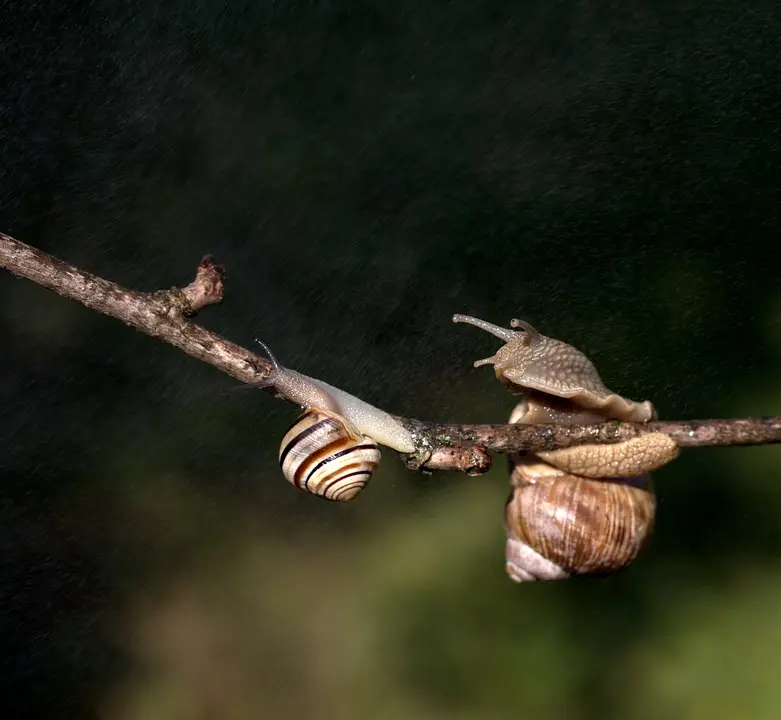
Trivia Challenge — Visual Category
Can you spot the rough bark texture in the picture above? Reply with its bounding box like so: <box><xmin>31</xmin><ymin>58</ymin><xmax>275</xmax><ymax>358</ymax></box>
<box><xmin>2</xmin><ymin>232</ymin><xmax>779</xmax><ymax>474</ymax></box>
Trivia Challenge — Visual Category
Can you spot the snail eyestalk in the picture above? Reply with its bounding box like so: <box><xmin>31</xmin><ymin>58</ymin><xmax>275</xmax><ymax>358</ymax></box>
<box><xmin>452</xmin><ymin>313</ymin><xmax>518</xmax><ymax>342</ymax></box>
<box><xmin>509</xmin><ymin>319</ymin><xmax>541</xmax><ymax>344</ymax></box>
<box><xmin>254</xmin><ymin>338</ymin><xmax>282</xmax><ymax>372</ymax></box>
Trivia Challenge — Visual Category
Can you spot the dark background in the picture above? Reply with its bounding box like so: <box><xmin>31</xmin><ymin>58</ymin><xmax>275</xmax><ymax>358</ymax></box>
<box><xmin>2</xmin><ymin>1</ymin><xmax>781</xmax><ymax>718</ymax></box>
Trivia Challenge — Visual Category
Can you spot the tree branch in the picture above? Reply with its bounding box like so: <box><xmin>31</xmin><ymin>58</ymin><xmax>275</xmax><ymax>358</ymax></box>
<box><xmin>2</xmin><ymin>232</ymin><xmax>779</xmax><ymax>475</ymax></box>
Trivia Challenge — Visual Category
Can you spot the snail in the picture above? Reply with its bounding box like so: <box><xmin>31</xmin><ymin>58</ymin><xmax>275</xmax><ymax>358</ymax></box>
<box><xmin>250</xmin><ymin>341</ymin><xmax>415</xmax><ymax>501</ymax></box>
<box><xmin>453</xmin><ymin>314</ymin><xmax>679</xmax><ymax>581</ymax></box>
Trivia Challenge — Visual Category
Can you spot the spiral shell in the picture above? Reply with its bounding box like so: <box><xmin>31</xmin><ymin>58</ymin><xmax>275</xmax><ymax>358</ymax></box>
<box><xmin>279</xmin><ymin>407</ymin><xmax>381</xmax><ymax>501</ymax></box>
<box><xmin>504</xmin><ymin>455</ymin><xmax>655</xmax><ymax>582</ymax></box>
<box><xmin>503</xmin><ymin>394</ymin><xmax>658</xmax><ymax>582</ymax></box>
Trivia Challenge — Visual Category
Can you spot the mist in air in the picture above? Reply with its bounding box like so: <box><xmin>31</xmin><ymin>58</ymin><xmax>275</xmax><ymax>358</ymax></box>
<box><xmin>1</xmin><ymin>1</ymin><xmax>781</xmax><ymax>718</ymax></box>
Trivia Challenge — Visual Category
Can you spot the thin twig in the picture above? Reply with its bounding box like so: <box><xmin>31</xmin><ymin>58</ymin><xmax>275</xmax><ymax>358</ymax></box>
<box><xmin>2</xmin><ymin>232</ymin><xmax>779</xmax><ymax>475</ymax></box>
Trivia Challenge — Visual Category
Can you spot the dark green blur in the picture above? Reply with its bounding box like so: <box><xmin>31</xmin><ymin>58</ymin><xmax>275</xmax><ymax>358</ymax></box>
<box><xmin>2</xmin><ymin>1</ymin><xmax>781</xmax><ymax>718</ymax></box>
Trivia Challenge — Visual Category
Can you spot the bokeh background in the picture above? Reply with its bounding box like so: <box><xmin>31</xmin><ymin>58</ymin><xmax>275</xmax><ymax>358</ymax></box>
<box><xmin>2</xmin><ymin>1</ymin><xmax>781</xmax><ymax>718</ymax></box>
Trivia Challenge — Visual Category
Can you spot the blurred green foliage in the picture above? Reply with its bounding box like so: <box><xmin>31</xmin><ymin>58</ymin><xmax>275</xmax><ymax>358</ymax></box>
<box><xmin>2</xmin><ymin>1</ymin><xmax>781</xmax><ymax>718</ymax></box>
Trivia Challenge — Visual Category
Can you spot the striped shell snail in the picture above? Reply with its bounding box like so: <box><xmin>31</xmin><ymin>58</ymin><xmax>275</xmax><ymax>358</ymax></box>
<box><xmin>252</xmin><ymin>341</ymin><xmax>414</xmax><ymax>501</ymax></box>
<box><xmin>453</xmin><ymin>314</ymin><xmax>679</xmax><ymax>581</ymax></box>
<box><xmin>279</xmin><ymin>407</ymin><xmax>382</xmax><ymax>501</ymax></box>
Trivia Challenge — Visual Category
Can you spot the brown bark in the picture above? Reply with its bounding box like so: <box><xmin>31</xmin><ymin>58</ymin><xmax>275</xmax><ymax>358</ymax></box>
<box><xmin>2</xmin><ymin>232</ymin><xmax>779</xmax><ymax>474</ymax></box>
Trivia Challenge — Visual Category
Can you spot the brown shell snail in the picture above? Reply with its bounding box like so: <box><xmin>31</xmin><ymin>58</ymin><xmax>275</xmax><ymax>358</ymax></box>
<box><xmin>453</xmin><ymin>314</ymin><xmax>679</xmax><ymax>581</ymax></box>
<box><xmin>251</xmin><ymin>341</ymin><xmax>414</xmax><ymax>501</ymax></box>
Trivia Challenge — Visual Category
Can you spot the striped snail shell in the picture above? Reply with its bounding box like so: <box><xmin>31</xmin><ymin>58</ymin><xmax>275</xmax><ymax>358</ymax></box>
<box><xmin>279</xmin><ymin>407</ymin><xmax>381</xmax><ymax>502</ymax></box>
<box><xmin>453</xmin><ymin>314</ymin><xmax>679</xmax><ymax>582</ymax></box>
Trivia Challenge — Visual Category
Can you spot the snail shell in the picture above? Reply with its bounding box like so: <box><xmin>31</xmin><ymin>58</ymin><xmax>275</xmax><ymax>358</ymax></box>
<box><xmin>279</xmin><ymin>407</ymin><xmax>382</xmax><ymax>501</ymax></box>
<box><xmin>504</xmin><ymin>395</ymin><xmax>658</xmax><ymax>582</ymax></box>
<box><xmin>504</xmin><ymin>443</ymin><xmax>656</xmax><ymax>582</ymax></box>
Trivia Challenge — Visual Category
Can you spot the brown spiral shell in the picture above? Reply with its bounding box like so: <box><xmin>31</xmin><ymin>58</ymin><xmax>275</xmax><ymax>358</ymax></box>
<box><xmin>504</xmin><ymin>453</ymin><xmax>655</xmax><ymax>581</ymax></box>
<box><xmin>504</xmin><ymin>393</ymin><xmax>657</xmax><ymax>582</ymax></box>
<box><xmin>279</xmin><ymin>407</ymin><xmax>381</xmax><ymax>501</ymax></box>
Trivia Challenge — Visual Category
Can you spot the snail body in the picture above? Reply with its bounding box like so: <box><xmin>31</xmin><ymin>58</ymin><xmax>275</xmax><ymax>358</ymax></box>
<box><xmin>452</xmin><ymin>314</ymin><xmax>655</xmax><ymax>422</ymax></box>
<box><xmin>453</xmin><ymin>314</ymin><xmax>678</xmax><ymax>581</ymax></box>
<box><xmin>252</xmin><ymin>341</ymin><xmax>414</xmax><ymax>501</ymax></box>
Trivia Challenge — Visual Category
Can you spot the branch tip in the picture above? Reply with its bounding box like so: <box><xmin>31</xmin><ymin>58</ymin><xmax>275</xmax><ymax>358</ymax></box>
<box><xmin>179</xmin><ymin>255</ymin><xmax>225</xmax><ymax>314</ymax></box>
